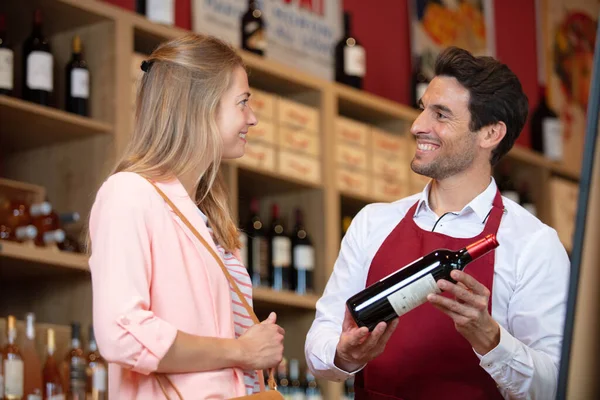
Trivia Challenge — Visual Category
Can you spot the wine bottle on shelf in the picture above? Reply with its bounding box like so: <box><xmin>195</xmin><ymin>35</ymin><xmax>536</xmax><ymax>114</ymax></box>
<box><xmin>287</xmin><ymin>359</ymin><xmax>302</xmax><ymax>396</ymax></box>
<box><xmin>291</xmin><ymin>208</ymin><xmax>315</xmax><ymax>295</ymax></box>
<box><xmin>58</xmin><ymin>212</ymin><xmax>82</xmax><ymax>253</ymax></box>
<box><xmin>241</xmin><ymin>0</ymin><xmax>266</xmax><ymax>56</ymax></box>
<box><xmin>268</xmin><ymin>204</ymin><xmax>291</xmax><ymax>291</ymax></box>
<box><xmin>22</xmin><ymin>313</ymin><xmax>43</xmax><ymax>398</ymax></box>
<box><xmin>276</xmin><ymin>358</ymin><xmax>289</xmax><ymax>395</ymax></box>
<box><xmin>135</xmin><ymin>0</ymin><xmax>175</xmax><ymax>26</ymax></box>
<box><xmin>3</xmin><ymin>315</ymin><xmax>24</xmax><ymax>400</ymax></box>
<box><xmin>65</xmin><ymin>35</ymin><xmax>89</xmax><ymax>116</ymax></box>
<box><xmin>62</xmin><ymin>322</ymin><xmax>86</xmax><ymax>400</ymax></box>
<box><xmin>343</xmin><ymin>376</ymin><xmax>355</xmax><ymax>400</ymax></box>
<box><xmin>411</xmin><ymin>55</ymin><xmax>429</xmax><ymax>108</ymax></box>
<box><xmin>245</xmin><ymin>198</ymin><xmax>269</xmax><ymax>287</ymax></box>
<box><xmin>43</xmin><ymin>328</ymin><xmax>65</xmax><ymax>400</ymax></box>
<box><xmin>86</xmin><ymin>326</ymin><xmax>107</xmax><ymax>400</ymax></box>
<box><xmin>305</xmin><ymin>371</ymin><xmax>322</xmax><ymax>400</ymax></box>
<box><xmin>334</xmin><ymin>11</ymin><xmax>365</xmax><ymax>89</ymax></box>
<box><xmin>0</xmin><ymin>12</ymin><xmax>14</xmax><ymax>96</ymax></box>
<box><xmin>531</xmin><ymin>87</ymin><xmax>562</xmax><ymax>161</ymax></box>
<box><xmin>31</xmin><ymin>201</ymin><xmax>66</xmax><ymax>248</ymax></box>
<box><xmin>346</xmin><ymin>234</ymin><xmax>500</xmax><ymax>331</ymax></box>
<box><xmin>23</xmin><ymin>9</ymin><xmax>53</xmax><ymax>106</ymax></box>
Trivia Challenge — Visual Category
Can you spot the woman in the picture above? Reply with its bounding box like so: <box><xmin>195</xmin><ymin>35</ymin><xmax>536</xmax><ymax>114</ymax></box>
<box><xmin>87</xmin><ymin>34</ymin><xmax>284</xmax><ymax>399</ymax></box>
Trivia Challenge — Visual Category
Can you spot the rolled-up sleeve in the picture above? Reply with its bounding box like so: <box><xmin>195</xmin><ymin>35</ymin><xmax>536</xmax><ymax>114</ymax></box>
<box><xmin>88</xmin><ymin>174</ymin><xmax>178</xmax><ymax>375</ymax></box>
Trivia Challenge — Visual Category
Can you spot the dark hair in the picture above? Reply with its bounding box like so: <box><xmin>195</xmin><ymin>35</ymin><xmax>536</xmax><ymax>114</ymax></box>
<box><xmin>434</xmin><ymin>47</ymin><xmax>528</xmax><ymax>165</ymax></box>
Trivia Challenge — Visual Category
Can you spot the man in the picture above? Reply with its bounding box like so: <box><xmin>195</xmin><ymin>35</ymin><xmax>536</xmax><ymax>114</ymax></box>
<box><xmin>305</xmin><ymin>47</ymin><xmax>570</xmax><ymax>399</ymax></box>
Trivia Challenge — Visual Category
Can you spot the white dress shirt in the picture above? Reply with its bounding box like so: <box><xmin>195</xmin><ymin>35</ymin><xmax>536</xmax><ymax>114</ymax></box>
<box><xmin>305</xmin><ymin>178</ymin><xmax>570</xmax><ymax>400</ymax></box>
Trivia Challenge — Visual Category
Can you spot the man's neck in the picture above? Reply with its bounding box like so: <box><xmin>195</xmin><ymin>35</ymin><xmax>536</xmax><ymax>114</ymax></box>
<box><xmin>428</xmin><ymin>166</ymin><xmax>492</xmax><ymax>217</ymax></box>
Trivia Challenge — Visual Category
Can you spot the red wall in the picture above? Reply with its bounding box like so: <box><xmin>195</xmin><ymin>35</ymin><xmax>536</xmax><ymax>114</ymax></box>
<box><xmin>103</xmin><ymin>0</ymin><xmax>538</xmax><ymax>147</ymax></box>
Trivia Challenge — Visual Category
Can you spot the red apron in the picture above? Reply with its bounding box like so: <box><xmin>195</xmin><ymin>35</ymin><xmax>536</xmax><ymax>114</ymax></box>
<box><xmin>354</xmin><ymin>190</ymin><xmax>505</xmax><ymax>400</ymax></box>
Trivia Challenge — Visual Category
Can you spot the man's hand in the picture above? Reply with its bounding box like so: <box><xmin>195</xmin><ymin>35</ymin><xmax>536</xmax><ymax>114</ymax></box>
<box><xmin>427</xmin><ymin>269</ymin><xmax>500</xmax><ymax>355</ymax></box>
<box><xmin>334</xmin><ymin>307</ymin><xmax>399</xmax><ymax>372</ymax></box>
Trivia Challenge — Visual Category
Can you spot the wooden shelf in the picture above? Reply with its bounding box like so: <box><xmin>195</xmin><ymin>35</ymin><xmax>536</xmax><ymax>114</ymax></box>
<box><xmin>336</xmin><ymin>83</ymin><xmax>420</xmax><ymax>125</ymax></box>
<box><xmin>508</xmin><ymin>146</ymin><xmax>580</xmax><ymax>181</ymax></box>
<box><xmin>238</xmin><ymin>164</ymin><xmax>323</xmax><ymax>193</ymax></box>
<box><xmin>0</xmin><ymin>96</ymin><xmax>113</xmax><ymax>152</ymax></box>
<box><xmin>0</xmin><ymin>240</ymin><xmax>88</xmax><ymax>280</ymax></box>
<box><xmin>253</xmin><ymin>287</ymin><xmax>319</xmax><ymax>310</ymax></box>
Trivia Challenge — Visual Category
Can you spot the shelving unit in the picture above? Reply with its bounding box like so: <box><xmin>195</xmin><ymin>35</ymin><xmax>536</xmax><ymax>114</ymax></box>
<box><xmin>0</xmin><ymin>0</ymin><xmax>580</xmax><ymax>398</ymax></box>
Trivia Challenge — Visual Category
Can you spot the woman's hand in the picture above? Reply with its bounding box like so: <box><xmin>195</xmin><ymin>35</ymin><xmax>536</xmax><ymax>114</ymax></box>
<box><xmin>237</xmin><ymin>312</ymin><xmax>285</xmax><ymax>370</ymax></box>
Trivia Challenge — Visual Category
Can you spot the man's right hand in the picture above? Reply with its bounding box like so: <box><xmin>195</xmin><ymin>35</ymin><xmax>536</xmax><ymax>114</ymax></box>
<box><xmin>238</xmin><ymin>312</ymin><xmax>285</xmax><ymax>371</ymax></box>
<box><xmin>334</xmin><ymin>307</ymin><xmax>399</xmax><ymax>372</ymax></box>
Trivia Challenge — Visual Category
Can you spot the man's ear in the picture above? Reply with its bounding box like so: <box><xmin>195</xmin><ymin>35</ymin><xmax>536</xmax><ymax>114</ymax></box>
<box><xmin>480</xmin><ymin>122</ymin><xmax>507</xmax><ymax>151</ymax></box>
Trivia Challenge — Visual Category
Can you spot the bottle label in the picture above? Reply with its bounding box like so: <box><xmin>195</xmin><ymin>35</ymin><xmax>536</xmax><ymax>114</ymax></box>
<box><xmin>245</xmin><ymin>24</ymin><xmax>266</xmax><ymax>51</ymax></box>
<box><xmin>387</xmin><ymin>273</ymin><xmax>441</xmax><ymax>317</ymax></box>
<box><xmin>416</xmin><ymin>82</ymin><xmax>428</xmax><ymax>103</ymax></box>
<box><xmin>71</xmin><ymin>68</ymin><xmax>89</xmax><ymax>99</ymax></box>
<box><xmin>4</xmin><ymin>358</ymin><xmax>24</xmax><ymax>396</ymax></box>
<box><xmin>27</xmin><ymin>51</ymin><xmax>54</xmax><ymax>91</ymax></box>
<box><xmin>293</xmin><ymin>244</ymin><xmax>314</xmax><ymax>271</ymax></box>
<box><xmin>344</xmin><ymin>46</ymin><xmax>366</xmax><ymax>77</ymax></box>
<box><xmin>48</xmin><ymin>395</ymin><xmax>66</xmax><ymax>400</ymax></box>
<box><xmin>147</xmin><ymin>0</ymin><xmax>174</xmax><ymax>25</ymax></box>
<box><xmin>27</xmin><ymin>394</ymin><xmax>42</xmax><ymax>400</ymax></box>
<box><xmin>272</xmin><ymin>236</ymin><xmax>291</xmax><ymax>268</ymax></box>
<box><xmin>252</xmin><ymin>236</ymin><xmax>269</xmax><ymax>280</ymax></box>
<box><xmin>542</xmin><ymin>117</ymin><xmax>563</xmax><ymax>161</ymax></box>
<box><xmin>70</xmin><ymin>356</ymin><xmax>87</xmax><ymax>390</ymax></box>
<box><xmin>0</xmin><ymin>374</ymin><xmax>3</xmax><ymax>398</ymax></box>
<box><xmin>0</xmin><ymin>48</ymin><xmax>14</xmax><ymax>90</ymax></box>
<box><xmin>92</xmin><ymin>364</ymin><xmax>107</xmax><ymax>391</ymax></box>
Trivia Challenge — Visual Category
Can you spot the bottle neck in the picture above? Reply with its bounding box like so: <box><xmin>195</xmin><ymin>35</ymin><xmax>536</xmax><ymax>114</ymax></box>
<box><xmin>463</xmin><ymin>234</ymin><xmax>499</xmax><ymax>264</ymax></box>
<box><xmin>72</xmin><ymin>337</ymin><xmax>81</xmax><ymax>349</ymax></box>
<box><xmin>26</xmin><ymin>314</ymin><xmax>35</xmax><ymax>340</ymax></box>
<box><xmin>89</xmin><ymin>339</ymin><xmax>98</xmax><ymax>352</ymax></box>
<box><xmin>8</xmin><ymin>328</ymin><xmax>16</xmax><ymax>344</ymax></box>
<box><xmin>344</xmin><ymin>14</ymin><xmax>352</xmax><ymax>37</ymax></box>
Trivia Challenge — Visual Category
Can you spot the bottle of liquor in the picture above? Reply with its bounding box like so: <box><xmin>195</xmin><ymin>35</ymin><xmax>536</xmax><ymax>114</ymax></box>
<box><xmin>65</xmin><ymin>35</ymin><xmax>89</xmax><ymax>116</ymax></box>
<box><xmin>305</xmin><ymin>371</ymin><xmax>322</xmax><ymax>400</ymax></box>
<box><xmin>343</xmin><ymin>376</ymin><xmax>355</xmax><ymax>400</ymax></box>
<box><xmin>268</xmin><ymin>204</ymin><xmax>291</xmax><ymax>291</ymax></box>
<box><xmin>241</xmin><ymin>0</ymin><xmax>266</xmax><ymax>56</ymax></box>
<box><xmin>346</xmin><ymin>234</ymin><xmax>500</xmax><ymax>331</ymax></box>
<box><xmin>31</xmin><ymin>202</ymin><xmax>65</xmax><ymax>248</ymax></box>
<box><xmin>334</xmin><ymin>12</ymin><xmax>365</xmax><ymax>89</ymax></box>
<box><xmin>86</xmin><ymin>326</ymin><xmax>107</xmax><ymax>400</ymax></box>
<box><xmin>245</xmin><ymin>198</ymin><xmax>269</xmax><ymax>287</ymax></box>
<box><xmin>287</xmin><ymin>359</ymin><xmax>302</xmax><ymax>397</ymax></box>
<box><xmin>275</xmin><ymin>358</ymin><xmax>289</xmax><ymax>396</ymax></box>
<box><xmin>0</xmin><ymin>12</ymin><xmax>14</xmax><ymax>95</ymax></box>
<box><xmin>531</xmin><ymin>87</ymin><xmax>562</xmax><ymax>161</ymax></box>
<box><xmin>62</xmin><ymin>322</ymin><xmax>86</xmax><ymax>400</ymax></box>
<box><xmin>22</xmin><ymin>9</ymin><xmax>53</xmax><ymax>106</ymax></box>
<box><xmin>291</xmin><ymin>208</ymin><xmax>315</xmax><ymax>295</ymax></box>
<box><xmin>22</xmin><ymin>313</ymin><xmax>43</xmax><ymax>398</ymax></box>
<box><xmin>135</xmin><ymin>0</ymin><xmax>175</xmax><ymax>26</ymax></box>
<box><xmin>3</xmin><ymin>315</ymin><xmax>24</xmax><ymax>400</ymax></box>
<box><xmin>43</xmin><ymin>328</ymin><xmax>65</xmax><ymax>400</ymax></box>
<box><xmin>411</xmin><ymin>55</ymin><xmax>429</xmax><ymax>108</ymax></box>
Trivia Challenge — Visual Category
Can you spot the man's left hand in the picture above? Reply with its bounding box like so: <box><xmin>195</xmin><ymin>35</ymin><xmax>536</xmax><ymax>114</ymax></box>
<box><xmin>427</xmin><ymin>269</ymin><xmax>500</xmax><ymax>355</ymax></box>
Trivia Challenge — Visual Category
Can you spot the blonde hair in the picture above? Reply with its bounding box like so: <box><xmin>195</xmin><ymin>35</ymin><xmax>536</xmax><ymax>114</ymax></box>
<box><xmin>107</xmin><ymin>34</ymin><xmax>243</xmax><ymax>252</ymax></box>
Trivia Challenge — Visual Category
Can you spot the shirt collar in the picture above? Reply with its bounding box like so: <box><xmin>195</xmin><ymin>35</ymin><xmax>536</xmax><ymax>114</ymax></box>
<box><xmin>414</xmin><ymin>177</ymin><xmax>498</xmax><ymax>222</ymax></box>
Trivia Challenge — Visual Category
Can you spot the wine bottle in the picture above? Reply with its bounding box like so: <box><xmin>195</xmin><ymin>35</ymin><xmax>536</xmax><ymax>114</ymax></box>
<box><xmin>23</xmin><ymin>9</ymin><xmax>53</xmax><ymax>106</ymax></box>
<box><xmin>334</xmin><ymin>12</ymin><xmax>365</xmax><ymax>89</ymax></box>
<box><xmin>135</xmin><ymin>0</ymin><xmax>175</xmax><ymax>26</ymax></box>
<box><xmin>0</xmin><ymin>12</ymin><xmax>14</xmax><ymax>95</ymax></box>
<box><xmin>305</xmin><ymin>370</ymin><xmax>322</xmax><ymax>400</ymax></box>
<box><xmin>287</xmin><ymin>359</ymin><xmax>302</xmax><ymax>398</ymax></box>
<box><xmin>343</xmin><ymin>376</ymin><xmax>355</xmax><ymax>400</ymax></box>
<box><xmin>268</xmin><ymin>204</ymin><xmax>291</xmax><ymax>291</ymax></box>
<box><xmin>2</xmin><ymin>315</ymin><xmax>24</xmax><ymax>400</ymax></box>
<box><xmin>86</xmin><ymin>326</ymin><xmax>107</xmax><ymax>400</ymax></box>
<box><xmin>22</xmin><ymin>313</ymin><xmax>43</xmax><ymax>398</ymax></box>
<box><xmin>65</xmin><ymin>35</ymin><xmax>89</xmax><ymax>116</ymax></box>
<box><xmin>62</xmin><ymin>322</ymin><xmax>86</xmax><ymax>400</ymax></box>
<box><xmin>43</xmin><ymin>329</ymin><xmax>65</xmax><ymax>400</ymax></box>
<box><xmin>291</xmin><ymin>208</ymin><xmax>315</xmax><ymax>295</ymax></box>
<box><xmin>531</xmin><ymin>87</ymin><xmax>562</xmax><ymax>161</ymax></box>
<box><xmin>346</xmin><ymin>234</ymin><xmax>499</xmax><ymax>331</ymax></box>
<box><xmin>241</xmin><ymin>0</ymin><xmax>266</xmax><ymax>56</ymax></box>
<box><xmin>245</xmin><ymin>198</ymin><xmax>269</xmax><ymax>287</ymax></box>
<box><xmin>276</xmin><ymin>358</ymin><xmax>289</xmax><ymax>395</ymax></box>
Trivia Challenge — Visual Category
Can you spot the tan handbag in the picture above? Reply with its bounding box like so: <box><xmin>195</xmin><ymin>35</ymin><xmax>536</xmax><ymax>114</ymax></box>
<box><xmin>148</xmin><ymin>180</ymin><xmax>284</xmax><ymax>400</ymax></box>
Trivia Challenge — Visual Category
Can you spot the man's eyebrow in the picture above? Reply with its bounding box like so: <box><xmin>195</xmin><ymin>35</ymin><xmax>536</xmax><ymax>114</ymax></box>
<box><xmin>430</xmin><ymin>103</ymin><xmax>453</xmax><ymax>116</ymax></box>
<box><xmin>238</xmin><ymin>92</ymin><xmax>251</xmax><ymax>98</ymax></box>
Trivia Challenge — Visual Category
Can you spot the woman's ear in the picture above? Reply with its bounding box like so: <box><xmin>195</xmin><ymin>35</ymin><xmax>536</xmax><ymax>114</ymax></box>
<box><xmin>480</xmin><ymin>121</ymin><xmax>507</xmax><ymax>151</ymax></box>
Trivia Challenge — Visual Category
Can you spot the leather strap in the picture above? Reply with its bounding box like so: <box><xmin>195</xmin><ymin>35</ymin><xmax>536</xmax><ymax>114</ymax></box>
<box><xmin>148</xmin><ymin>179</ymin><xmax>277</xmax><ymax>391</ymax></box>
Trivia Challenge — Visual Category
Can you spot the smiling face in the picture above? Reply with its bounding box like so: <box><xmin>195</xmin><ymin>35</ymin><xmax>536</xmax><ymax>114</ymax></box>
<box><xmin>410</xmin><ymin>75</ymin><xmax>480</xmax><ymax>181</ymax></box>
<box><xmin>217</xmin><ymin>66</ymin><xmax>258</xmax><ymax>159</ymax></box>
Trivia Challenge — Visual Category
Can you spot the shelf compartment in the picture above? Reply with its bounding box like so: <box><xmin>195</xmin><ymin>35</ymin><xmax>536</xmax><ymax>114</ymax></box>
<box><xmin>0</xmin><ymin>96</ymin><xmax>113</xmax><ymax>152</ymax></box>
<box><xmin>0</xmin><ymin>240</ymin><xmax>88</xmax><ymax>280</ymax></box>
<box><xmin>253</xmin><ymin>287</ymin><xmax>319</xmax><ymax>310</ymax></box>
